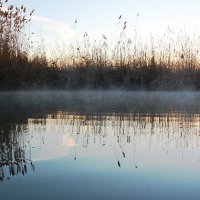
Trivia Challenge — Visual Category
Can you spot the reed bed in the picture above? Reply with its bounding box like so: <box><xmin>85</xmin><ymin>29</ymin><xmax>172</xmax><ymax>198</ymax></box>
<box><xmin>0</xmin><ymin>1</ymin><xmax>200</xmax><ymax>90</ymax></box>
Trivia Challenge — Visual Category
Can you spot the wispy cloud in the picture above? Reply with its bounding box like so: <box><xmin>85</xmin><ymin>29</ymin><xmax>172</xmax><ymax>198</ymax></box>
<box><xmin>31</xmin><ymin>15</ymin><xmax>76</xmax><ymax>42</ymax></box>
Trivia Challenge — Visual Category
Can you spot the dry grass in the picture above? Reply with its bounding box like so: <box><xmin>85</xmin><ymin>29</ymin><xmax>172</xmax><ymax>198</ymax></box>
<box><xmin>0</xmin><ymin>2</ymin><xmax>200</xmax><ymax>90</ymax></box>
<box><xmin>50</xmin><ymin>18</ymin><xmax>200</xmax><ymax>90</ymax></box>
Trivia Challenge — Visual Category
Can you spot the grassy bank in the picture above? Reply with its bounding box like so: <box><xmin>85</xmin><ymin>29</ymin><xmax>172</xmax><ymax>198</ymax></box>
<box><xmin>0</xmin><ymin>1</ymin><xmax>200</xmax><ymax>90</ymax></box>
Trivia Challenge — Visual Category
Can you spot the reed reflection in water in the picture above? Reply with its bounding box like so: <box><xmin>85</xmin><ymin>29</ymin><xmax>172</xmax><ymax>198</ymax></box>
<box><xmin>25</xmin><ymin>111</ymin><xmax>200</xmax><ymax>169</ymax></box>
<box><xmin>0</xmin><ymin>124</ymin><xmax>35</xmax><ymax>182</ymax></box>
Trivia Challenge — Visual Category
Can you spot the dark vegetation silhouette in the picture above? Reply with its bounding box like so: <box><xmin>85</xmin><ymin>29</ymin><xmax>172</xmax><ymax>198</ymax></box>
<box><xmin>0</xmin><ymin>1</ymin><xmax>200</xmax><ymax>90</ymax></box>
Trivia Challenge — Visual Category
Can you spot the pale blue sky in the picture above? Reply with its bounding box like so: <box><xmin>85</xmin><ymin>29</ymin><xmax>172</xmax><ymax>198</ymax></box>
<box><xmin>8</xmin><ymin>0</ymin><xmax>200</xmax><ymax>45</ymax></box>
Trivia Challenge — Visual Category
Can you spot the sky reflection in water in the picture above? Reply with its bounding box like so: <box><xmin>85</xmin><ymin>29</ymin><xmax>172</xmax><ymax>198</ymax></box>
<box><xmin>0</xmin><ymin>91</ymin><xmax>200</xmax><ymax>200</ymax></box>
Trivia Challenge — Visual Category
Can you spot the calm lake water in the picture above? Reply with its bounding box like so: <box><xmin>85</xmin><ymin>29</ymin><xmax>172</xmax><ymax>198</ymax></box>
<box><xmin>1</xmin><ymin>91</ymin><xmax>200</xmax><ymax>200</ymax></box>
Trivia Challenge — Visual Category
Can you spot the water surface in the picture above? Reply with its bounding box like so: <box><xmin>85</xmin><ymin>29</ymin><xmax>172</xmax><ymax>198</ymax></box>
<box><xmin>1</xmin><ymin>91</ymin><xmax>200</xmax><ymax>200</ymax></box>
